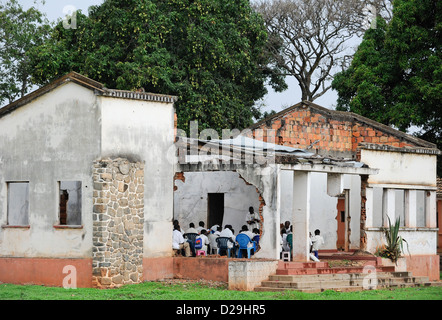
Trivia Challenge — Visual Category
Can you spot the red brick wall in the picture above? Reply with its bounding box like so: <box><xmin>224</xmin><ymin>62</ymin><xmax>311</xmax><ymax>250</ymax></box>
<box><xmin>250</xmin><ymin>106</ymin><xmax>416</xmax><ymax>156</ymax></box>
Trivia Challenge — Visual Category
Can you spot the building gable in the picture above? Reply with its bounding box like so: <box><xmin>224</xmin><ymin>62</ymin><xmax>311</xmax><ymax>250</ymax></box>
<box><xmin>249</xmin><ymin>101</ymin><xmax>437</xmax><ymax>159</ymax></box>
<box><xmin>0</xmin><ymin>72</ymin><xmax>177</xmax><ymax>119</ymax></box>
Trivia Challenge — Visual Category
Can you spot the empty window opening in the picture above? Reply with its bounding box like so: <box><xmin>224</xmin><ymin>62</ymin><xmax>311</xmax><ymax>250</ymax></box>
<box><xmin>207</xmin><ymin>193</ymin><xmax>224</xmax><ymax>228</ymax></box>
<box><xmin>7</xmin><ymin>182</ymin><xmax>30</xmax><ymax>226</ymax></box>
<box><xmin>340</xmin><ymin>211</ymin><xmax>345</xmax><ymax>223</ymax></box>
<box><xmin>59</xmin><ymin>181</ymin><xmax>82</xmax><ymax>225</ymax></box>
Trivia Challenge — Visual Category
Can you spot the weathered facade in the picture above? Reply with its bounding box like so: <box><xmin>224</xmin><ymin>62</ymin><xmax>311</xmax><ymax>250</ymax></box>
<box><xmin>0</xmin><ymin>72</ymin><xmax>176</xmax><ymax>287</ymax></box>
<box><xmin>246</xmin><ymin>101</ymin><xmax>440</xmax><ymax>280</ymax></box>
<box><xmin>0</xmin><ymin>75</ymin><xmax>439</xmax><ymax>288</ymax></box>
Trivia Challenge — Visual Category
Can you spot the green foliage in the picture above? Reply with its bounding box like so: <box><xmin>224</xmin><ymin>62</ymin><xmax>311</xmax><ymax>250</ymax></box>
<box><xmin>0</xmin><ymin>0</ymin><xmax>51</xmax><ymax>105</ymax></box>
<box><xmin>28</xmin><ymin>0</ymin><xmax>285</xmax><ymax>133</ymax></box>
<box><xmin>376</xmin><ymin>217</ymin><xmax>410</xmax><ymax>263</ymax></box>
<box><xmin>332</xmin><ymin>0</ymin><xmax>441</xmax><ymax>174</ymax></box>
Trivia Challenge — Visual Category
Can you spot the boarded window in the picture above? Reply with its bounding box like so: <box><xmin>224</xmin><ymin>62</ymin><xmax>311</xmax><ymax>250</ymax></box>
<box><xmin>59</xmin><ymin>181</ymin><xmax>82</xmax><ymax>225</ymax></box>
<box><xmin>7</xmin><ymin>182</ymin><xmax>30</xmax><ymax>226</ymax></box>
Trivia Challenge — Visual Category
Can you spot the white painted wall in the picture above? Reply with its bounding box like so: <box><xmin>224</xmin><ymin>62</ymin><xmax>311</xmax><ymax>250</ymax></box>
<box><xmin>100</xmin><ymin>96</ymin><xmax>175</xmax><ymax>258</ymax></box>
<box><xmin>362</xmin><ymin>149</ymin><xmax>438</xmax><ymax>256</ymax></box>
<box><xmin>280</xmin><ymin>171</ymin><xmax>361</xmax><ymax>251</ymax></box>
<box><xmin>362</xmin><ymin>149</ymin><xmax>437</xmax><ymax>186</ymax></box>
<box><xmin>173</xmin><ymin>171</ymin><xmax>260</xmax><ymax>234</ymax></box>
<box><xmin>0</xmin><ymin>82</ymin><xmax>176</xmax><ymax>260</ymax></box>
<box><xmin>0</xmin><ymin>82</ymin><xmax>100</xmax><ymax>258</ymax></box>
<box><xmin>366</xmin><ymin>228</ymin><xmax>437</xmax><ymax>255</ymax></box>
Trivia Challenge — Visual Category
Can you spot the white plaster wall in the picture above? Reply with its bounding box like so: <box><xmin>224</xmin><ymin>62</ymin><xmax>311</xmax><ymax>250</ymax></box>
<box><xmin>173</xmin><ymin>171</ymin><xmax>260</xmax><ymax>234</ymax></box>
<box><xmin>361</xmin><ymin>149</ymin><xmax>437</xmax><ymax>186</ymax></box>
<box><xmin>237</xmin><ymin>165</ymin><xmax>280</xmax><ymax>259</ymax></box>
<box><xmin>0</xmin><ymin>82</ymin><xmax>100</xmax><ymax>258</ymax></box>
<box><xmin>100</xmin><ymin>97</ymin><xmax>175</xmax><ymax>258</ymax></box>
<box><xmin>279</xmin><ymin>170</ymin><xmax>293</xmax><ymax>225</ymax></box>
<box><xmin>308</xmin><ymin>173</ymin><xmax>338</xmax><ymax>250</ymax></box>
<box><xmin>279</xmin><ymin>172</ymin><xmax>361</xmax><ymax>251</ymax></box>
<box><xmin>366</xmin><ymin>228</ymin><xmax>437</xmax><ymax>255</ymax></box>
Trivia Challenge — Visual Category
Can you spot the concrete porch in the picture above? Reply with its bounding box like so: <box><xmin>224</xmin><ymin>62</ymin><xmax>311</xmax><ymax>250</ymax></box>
<box><xmin>166</xmin><ymin>252</ymin><xmax>441</xmax><ymax>292</ymax></box>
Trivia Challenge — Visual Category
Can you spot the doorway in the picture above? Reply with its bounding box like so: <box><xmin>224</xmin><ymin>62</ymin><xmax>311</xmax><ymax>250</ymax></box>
<box><xmin>336</xmin><ymin>198</ymin><xmax>345</xmax><ymax>251</ymax></box>
<box><xmin>207</xmin><ymin>193</ymin><xmax>224</xmax><ymax>228</ymax></box>
<box><xmin>336</xmin><ymin>190</ymin><xmax>350</xmax><ymax>251</ymax></box>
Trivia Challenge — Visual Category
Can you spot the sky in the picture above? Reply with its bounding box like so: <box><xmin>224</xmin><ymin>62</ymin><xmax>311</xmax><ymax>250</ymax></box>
<box><xmin>18</xmin><ymin>0</ymin><xmax>345</xmax><ymax>114</ymax></box>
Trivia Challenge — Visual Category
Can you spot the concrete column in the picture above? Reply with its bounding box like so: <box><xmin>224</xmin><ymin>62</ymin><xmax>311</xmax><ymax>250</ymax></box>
<box><xmin>426</xmin><ymin>191</ymin><xmax>437</xmax><ymax>228</ymax></box>
<box><xmin>274</xmin><ymin>166</ymin><xmax>282</xmax><ymax>260</ymax></box>
<box><xmin>383</xmin><ymin>188</ymin><xmax>396</xmax><ymax>227</ymax></box>
<box><xmin>365</xmin><ymin>187</ymin><xmax>374</xmax><ymax>228</ymax></box>
<box><xmin>404</xmin><ymin>189</ymin><xmax>417</xmax><ymax>228</ymax></box>
<box><xmin>344</xmin><ymin>189</ymin><xmax>350</xmax><ymax>252</ymax></box>
<box><xmin>292</xmin><ymin>171</ymin><xmax>311</xmax><ymax>261</ymax></box>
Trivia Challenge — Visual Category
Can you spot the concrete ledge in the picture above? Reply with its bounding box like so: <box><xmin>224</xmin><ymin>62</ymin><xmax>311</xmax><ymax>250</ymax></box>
<box><xmin>143</xmin><ymin>257</ymin><xmax>174</xmax><ymax>281</ymax></box>
<box><xmin>173</xmin><ymin>257</ymin><xmax>229</xmax><ymax>282</ymax></box>
<box><xmin>405</xmin><ymin>254</ymin><xmax>440</xmax><ymax>281</ymax></box>
<box><xmin>228</xmin><ymin>260</ymin><xmax>279</xmax><ymax>291</ymax></box>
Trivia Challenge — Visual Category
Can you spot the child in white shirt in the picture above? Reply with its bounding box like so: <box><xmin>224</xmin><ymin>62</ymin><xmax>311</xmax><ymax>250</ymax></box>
<box><xmin>310</xmin><ymin>229</ymin><xmax>324</xmax><ymax>259</ymax></box>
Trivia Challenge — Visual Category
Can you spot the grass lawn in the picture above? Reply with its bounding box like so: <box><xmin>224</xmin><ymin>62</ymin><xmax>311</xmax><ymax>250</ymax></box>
<box><xmin>0</xmin><ymin>279</ymin><xmax>441</xmax><ymax>300</ymax></box>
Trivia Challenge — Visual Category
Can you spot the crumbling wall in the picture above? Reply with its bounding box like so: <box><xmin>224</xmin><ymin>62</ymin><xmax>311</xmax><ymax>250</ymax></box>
<box><xmin>91</xmin><ymin>158</ymin><xmax>144</xmax><ymax>288</ymax></box>
<box><xmin>249</xmin><ymin>105</ymin><xmax>417</xmax><ymax>159</ymax></box>
<box><xmin>237</xmin><ymin>165</ymin><xmax>280</xmax><ymax>260</ymax></box>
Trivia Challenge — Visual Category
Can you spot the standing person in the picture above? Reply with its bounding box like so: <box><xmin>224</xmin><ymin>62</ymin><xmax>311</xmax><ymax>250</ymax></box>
<box><xmin>172</xmin><ymin>224</ymin><xmax>191</xmax><ymax>257</ymax></box>
<box><xmin>311</xmin><ymin>229</ymin><xmax>324</xmax><ymax>259</ymax></box>
<box><xmin>246</xmin><ymin>206</ymin><xmax>260</xmax><ymax>231</ymax></box>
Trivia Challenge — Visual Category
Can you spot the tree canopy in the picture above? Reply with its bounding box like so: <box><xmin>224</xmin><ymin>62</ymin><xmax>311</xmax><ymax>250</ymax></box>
<box><xmin>332</xmin><ymin>0</ymin><xmax>441</xmax><ymax>174</ymax></box>
<box><xmin>253</xmin><ymin>0</ymin><xmax>374</xmax><ymax>102</ymax></box>
<box><xmin>0</xmin><ymin>0</ymin><xmax>50</xmax><ymax>106</ymax></box>
<box><xmin>27</xmin><ymin>0</ymin><xmax>286</xmax><ymax>133</ymax></box>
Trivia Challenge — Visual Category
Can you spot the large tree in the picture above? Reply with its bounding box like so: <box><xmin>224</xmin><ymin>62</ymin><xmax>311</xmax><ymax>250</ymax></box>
<box><xmin>332</xmin><ymin>0</ymin><xmax>441</xmax><ymax>174</ymax></box>
<box><xmin>28</xmin><ymin>0</ymin><xmax>285</xmax><ymax>133</ymax></box>
<box><xmin>0</xmin><ymin>0</ymin><xmax>50</xmax><ymax>106</ymax></box>
<box><xmin>253</xmin><ymin>0</ymin><xmax>373</xmax><ymax>102</ymax></box>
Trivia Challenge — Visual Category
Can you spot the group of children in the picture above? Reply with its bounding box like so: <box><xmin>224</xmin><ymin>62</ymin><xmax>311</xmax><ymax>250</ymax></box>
<box><xmin>280</xmin><ymin>221</ymin><xmax>324</xmax><ymax>261</ymax></box>
<box><xmin>172</xmin><ymin>220</ymin><xmax>260</xmax><ymax>257</ymax></box>
<box><xmin>174</xmin><ymin>218</ymin><xmax>325</xmax><ymax>260</ymax></box>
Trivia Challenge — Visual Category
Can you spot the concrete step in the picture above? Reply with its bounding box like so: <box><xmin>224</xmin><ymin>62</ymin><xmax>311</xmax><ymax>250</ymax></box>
<box><xmin>269</xmin><ymin>271</ymin><xmax>413</xmax><ymax>282</ymax></box>
<box><xmin>275</xmin><ymin>265</ymin><xmax>395</xmax><ymax>275</ymax></box>
<box><xmin>255</xmin><ymin>281</ymin><xmax>434</xmax><ymax>293</ymax></box>
<box><xmin>255</xmin><ymin>285</ymin><xmax>364</xmax><ymax>293</ymax></box>
<box><xmin>277</xmin><ymin>261</ymin><xmax>329</xmax><ymax>269</ymax></box>
<box><xmin>260</xmin><ymin>275</ymin><xmax>429</xmax><ymax>290</ymax></box>
<box><xmin>254</xmin><ymin>269</ymin><xmax>437</xmax><ymax>292</ymax></box>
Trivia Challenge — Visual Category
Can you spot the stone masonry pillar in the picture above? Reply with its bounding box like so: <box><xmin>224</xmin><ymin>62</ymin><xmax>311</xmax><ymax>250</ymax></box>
<box><xmin>92</xmin><ymin>158</ymin><xmax>144</xmax><ymax>288</ymax></box>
